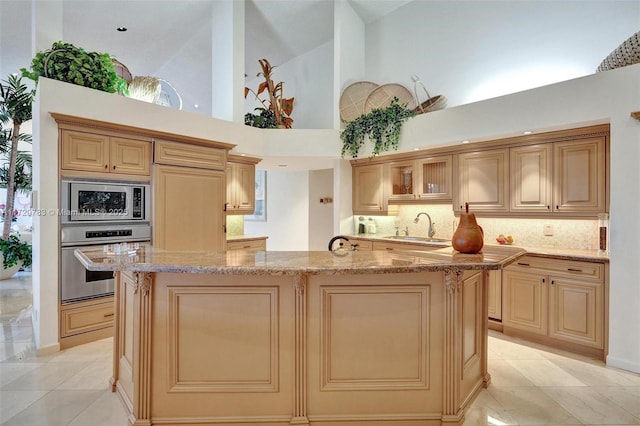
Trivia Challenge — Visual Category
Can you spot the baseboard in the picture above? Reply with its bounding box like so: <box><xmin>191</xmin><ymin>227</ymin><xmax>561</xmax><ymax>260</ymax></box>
<box><xmin>606</xmin><ymin>355</ymin><xmax>640</xmax><ymax>374</ymax></box>
<box><xmin>37</xmin><ymin>342</ymin><xmax>61</xmax><ymax>356</ymax></box>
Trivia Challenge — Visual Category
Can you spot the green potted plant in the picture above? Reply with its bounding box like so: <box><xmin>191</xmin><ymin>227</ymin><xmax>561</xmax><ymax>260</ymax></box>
<box><xmin>244</xmin><ymin>59</ymin><xmax>294</xmax><ymax>129</ymax></box>
<box><xmin>0</xmin><ymin>234</ymin><xmax>32</xmax><ymax>279</ymax></box>
<box><xmin>21</xmin><ymin>41</ymin><xmax>128</xmax><ymax>95</ymax></box>
<box><xmin>341</xmin><ymin>98</ymin><xmax>415</xmax><ymax>158</ymax></box>
<box><xmin>0</xmin><ymin>74</ymin><xmax>33</xmax><ymax>279</ymax></box>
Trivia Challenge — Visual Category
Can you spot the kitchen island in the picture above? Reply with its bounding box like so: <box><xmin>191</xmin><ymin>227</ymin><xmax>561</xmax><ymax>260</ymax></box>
<box><xmin>76</xmin><ymin>246</ymin><xmax>525</xmax><ymax>426</ymax></box>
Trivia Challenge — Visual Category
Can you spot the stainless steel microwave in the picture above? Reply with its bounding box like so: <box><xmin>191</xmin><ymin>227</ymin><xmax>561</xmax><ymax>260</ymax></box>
<box><xmin>60</xmin><ymin>179</ymin><xmax>150</xmax><ymax>223</ymax></box>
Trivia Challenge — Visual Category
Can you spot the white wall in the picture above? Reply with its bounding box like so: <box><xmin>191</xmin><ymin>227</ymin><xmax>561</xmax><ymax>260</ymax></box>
<box><xmin>244</xmin><ymin>170</ymin><xmax>309</xmax><ymax>250</ymax></box>
<box><xmin>364</xmin><ymin>1</ymin><xmax>639</xmax><ymax>107</ymax></box>
<box><xmin>245</xmin><ymin>40</ymin><xmax>334</xmax><ymax>129</ymax></box>
<box><xmin>308</xmin><ymin>169</ymin><xmax>334</xmax><ymax>250</ymax></box>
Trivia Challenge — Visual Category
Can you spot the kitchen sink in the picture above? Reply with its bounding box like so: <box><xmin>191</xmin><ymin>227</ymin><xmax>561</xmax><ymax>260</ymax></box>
<box><xmin>384</xmin><ymin>236</ymin><xmax>450</xmax><ymax>243</ymax></box>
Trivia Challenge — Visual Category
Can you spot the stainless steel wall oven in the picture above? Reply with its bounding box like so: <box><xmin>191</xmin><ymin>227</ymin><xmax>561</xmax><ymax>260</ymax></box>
<box><xmin>60</xmin><ymin>179</ymin><xmax>151</xmax><ymax>303</ymax></box>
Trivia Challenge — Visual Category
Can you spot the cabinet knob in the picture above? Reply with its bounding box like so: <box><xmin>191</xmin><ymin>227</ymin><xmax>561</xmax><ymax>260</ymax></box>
<box><xmin>542</xmin><ymin>278</ymin><xmax>545</xmax><ymax>283</ymax></box>
<box><xmin>556</xmin><ymin>205</ymin><xmax>560</xmax><ymax>210</ymax></box>
<box><xmin>104</xmin><ymin>164</ymin><xmax>108</xmax><ymax>169</ymax></box>
<box><xmin>567</xmin><ymin>268</ymin><xmax>582</xmax><ymax>273</ymax></box>
<box><xmin>547</xmin><ymin>205</ymin><xmax>550</xmax><ymax>210</ymax></box>
<box><xmin>112</xmin><ymin>165</ymin><xmax>116</xmax><ymax>170</ymax></box>
<box><xmin>551</xmin><ymin>280</ymin><xmax>555</xmax><ymax>285</ymax></box>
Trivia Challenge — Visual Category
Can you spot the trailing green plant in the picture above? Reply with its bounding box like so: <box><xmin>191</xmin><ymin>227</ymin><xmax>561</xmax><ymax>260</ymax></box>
<box><xmin>21</xmin><ymin>41</ymin><xmax>128</xmax><ymax>95</ymax></box>
<box><xmin>341</xmin><ymin>98</ymin><xmax>415</xmax><ymax>158</ymax></box>
<box><xmin>0</xmin><ymin>234</ymin><xmax>32</xmax><ymax>269</ymax></box>
<box><xmin>244</xmin><ymin>107</ymin><xmax>278</xmax><ymax>129</ymax></box>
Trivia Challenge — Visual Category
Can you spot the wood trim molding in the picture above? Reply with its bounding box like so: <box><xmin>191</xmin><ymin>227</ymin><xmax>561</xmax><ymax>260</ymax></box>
<box><xmin>133</xmin><ymin>271</ymin><xmax>153</xmax><ymax>423</ymax></box>
<box><xmin>350</xmin><ymin>123</ymin><xmax>610</xmax><ymax>166</ymax></box>
<box><xmin>292</xmin><ymin>273</ymin><xmax>309</xmax><ymax>424</ymax></box>
<box><xmin>50</xmin><ymin>112</ymin><xmax>236</xmax><ymax>150</ymax></box>
<box><xmin>443</xmin><ymin>268</ymin><xmax>461</xmax><ymax>417</ymax></box>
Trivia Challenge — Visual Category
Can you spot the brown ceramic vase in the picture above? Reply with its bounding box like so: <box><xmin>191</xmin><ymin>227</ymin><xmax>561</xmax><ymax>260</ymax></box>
<box><xmin>452</xmin><ymin>210</ymin><xmax>484</xmax><ymax>254</ymax></box>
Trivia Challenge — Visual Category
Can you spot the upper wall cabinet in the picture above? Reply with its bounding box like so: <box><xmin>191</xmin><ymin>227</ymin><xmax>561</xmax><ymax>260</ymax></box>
<box><xmin>61</xmin><ymin>129</ymin><xmax>151</xmax><ymax>177</ymax></box>
<box><xmin>553</xmin><ymin>137</ymin><xmax>606</xmax><ymax>213</ymax></box>
<box><xmin>352</xmin><ymin>163</ymin><xmax>387</xmax><ymax>215</ymax></box>
<box><xmin>510</xmin><ymin>144</ymin><xmax>553</xmax><ymax>212</ymax></box>
<box><xmin>417</xmin><ymin>155</ymin><xmax>453</xmax><ymax>201</ymax></box>
<box><xmin>455</xmin><ymin>148</ymin><xmax>510</xmax><ymax>213</ymax></box>
<box><xmin>226</xmin><ymin>154</ymin><xmax>261</xmax><ymax>215</ymax></box>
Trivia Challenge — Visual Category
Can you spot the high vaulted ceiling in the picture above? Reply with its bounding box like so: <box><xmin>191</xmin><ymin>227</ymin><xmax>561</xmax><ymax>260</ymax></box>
<box><xmin>3</xmin><ymin>0</ymin><xmax>411</xmax><ymax>116</ymax></box>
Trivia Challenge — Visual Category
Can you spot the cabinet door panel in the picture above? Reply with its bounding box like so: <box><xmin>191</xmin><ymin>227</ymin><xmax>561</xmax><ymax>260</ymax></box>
<box><xmin>418</xmin><ymin>155</ymin><xmax>453</xmax><ymax>200</ymax></box>
<box><xmin>487</xmin><ymin>270</ymin><xmax>502</xmax><ymax>321</ymax></box>
<box><xmin>61</xmin><ymin>130</ymin><xmax>110</xmax><ymax>172</ymax></box>
<box><xmin>110</xmin><ymin>137</ymin><xmax>151</xmax><ymax>175</ymax></box>
<box><xmin>553</xmin><ymin>137</ymin><xmax>605</xmax><ymax>212</ymax></box>
<box><xmin>549</xmin><ymin>278</ymin><xmax>603</xmax><ymax>348</ymax></box>
<box><xmin>510</xmin><ymin>145</ymin><xmax>552</xmax><ymax>212</ymax></box>
<box><xmin>457</xmin><ymin>149</ymin><xmax>509</xmax><ymax>212</ymax></box>
<box><xmin>353</xmin><ymin>164</ymin><xmax>385</xmax><ymax>213</ymax></box>
<box><xmin>154</xmin><ymin>165</ymin><xmax>226</xmax><ymax>250</ymax></box>
<box><xmin>502</xmin><ymin>269</ymin><xmax>547</xmax><ymax>335</ymax></box>
<box><xmin>235</xmin><ymin>163</ymin><xmax>256</xmax><ymax>212</ymax></box>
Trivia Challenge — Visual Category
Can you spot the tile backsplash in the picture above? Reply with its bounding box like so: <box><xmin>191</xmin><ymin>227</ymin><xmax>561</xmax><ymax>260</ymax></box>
<box><xmin>352</xmin><ymin>204</ymin><xmax>601</xmax><ymax>250</ymax></box>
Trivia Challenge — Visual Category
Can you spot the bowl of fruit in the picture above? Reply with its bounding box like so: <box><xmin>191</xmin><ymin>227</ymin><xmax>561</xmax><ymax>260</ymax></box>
<box><xmin>496</xmin><ymin>234</ymin><xmax>514</xmax><ymax>245</ymax></box>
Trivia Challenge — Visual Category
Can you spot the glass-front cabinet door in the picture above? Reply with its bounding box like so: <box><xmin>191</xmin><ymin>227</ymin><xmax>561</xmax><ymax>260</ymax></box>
<box><xmin>417</xmin><ymin>155</ymin><xmax>453</xmax><ymax>200</ymax></box>
<box><xmin>387</xmin><ymin>160</ymin><xmax>417</xmax><ymax>201</ymax></box>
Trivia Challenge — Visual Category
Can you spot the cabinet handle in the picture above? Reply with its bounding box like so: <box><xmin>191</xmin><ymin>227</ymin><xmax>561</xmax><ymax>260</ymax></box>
<box><xmin>551</xmin><ymin>280</ymin><xmax>555</xmax><ymax>285</ymax></box>
<box><xmin>243</xmin><ymin>245</ymin><xmax>251</xmax><ymax>248</ymax></box>
<box><xmin>104</xmin><ymin>164</ymin><xmax>108</xmax><ymax>169</ymax></box>
<box><xmin>517</xmin><ymin>262</ymin><xmax>530</xmax><ymax>266</ymax></box>
<box><xmin>556</xmin><ymin>205</ymin><xmax>560</xmax><ymax>210</ymax></box>
<box><xmin>547</xmin><ymin>205</ymin><xmax>550</xmax><ymax>210</ymax></box>
<box><xmin>542</xmin><ymin>278</ymin><xmax>546</xmax><ymax>283</ymax></box>
<box><xmin>385</xmin><ymin>247</ymin><xmax>394</xmax><ymax>251</ymax></box>
<box><xmin>112</xmin><ymin>165</ymin><xmax>116</xmax><ymax>170</ymax></box>
<box><xmin>104</xmin><ymin>313</ymin><xmax>114</xmax><ymax>318</ymax></box>
<box><xmin>567</xmin><ymin>268</ymin><xmax>583</xmax><ymax>272</ymax></box>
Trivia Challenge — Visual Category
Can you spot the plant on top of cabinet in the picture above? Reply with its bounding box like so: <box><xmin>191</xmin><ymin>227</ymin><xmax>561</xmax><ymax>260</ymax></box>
<box><xmin>21</xmin><ymin>41</ymin><xmax>128</xmax><ymax>95</ymax></box>
<box><xmin>244</xmin><ymin>59</ymin><xmax>294</xmax><ymax>129</ymax></box>
<box><xmin>341</xmin><ymin>98</ymin><xmax>415</xmax><ymax>158</ymax></box>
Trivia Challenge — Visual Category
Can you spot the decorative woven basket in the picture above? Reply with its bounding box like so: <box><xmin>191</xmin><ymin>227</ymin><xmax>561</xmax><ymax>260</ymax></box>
<box><xmin>596</xmin><ymin>30</ymin><xmax>640</xmax><ymax>72</ymax></box>
<box><xmin>340</xmin><ymin>81</ymin><xmax>378</xmax><ymax>122</ymax></box>
<box><xmin>414</xmin><ymin>95</ymin><xmax>447</xmax><ymax>114</ymax></box>
<box><xmin>128</xmin><ymin>76</ymin><xmax>161</xmax><ymax>103</ymax></box>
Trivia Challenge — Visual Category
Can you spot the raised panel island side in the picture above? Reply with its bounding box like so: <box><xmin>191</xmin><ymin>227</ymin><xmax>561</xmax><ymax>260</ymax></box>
<box><xmin>75</xmin><ymin>246</ymin><xmax>525</xmax><ymax>426</ymax></box>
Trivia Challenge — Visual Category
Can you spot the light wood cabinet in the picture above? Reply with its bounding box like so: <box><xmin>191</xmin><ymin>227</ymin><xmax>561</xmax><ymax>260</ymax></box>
<box><xmin>226</xmin><ymin>155</ymin><xmax>261</xmax><ymax>215</ymax></box>
<box><xmin>61</xmin><ymin>129</ymin><xmax>151</xmax><ymax>176</ymax></box>
<box><xmin>487</xmin><ymin>270</ymin><xmax>502</xmax><ymax>321</ymax></box>
<box><xmin>387</xmin><ymin>160</ymin><xmax>417</xmax><ymax>202</ymax></box>
<box><xmin>417</xmin><ymin>155</ymin><xmax>453</xmax><ymax>200</ymax></box>
<box><xmin>455</xmin><ymin>148</ymin><xmax>509</xmax><ymax>213</ymax></box>
<box><xmin>503</xmin><ymin>256</ymin><xmax>605</xmax><ymax>357</ymax></box>
<box><xmin>153</xmin><ymin>164</ymin><xmax>226</xmax><ymax>250</ymax></box>
<box><xmin>59</xmin><ymin>296</ymin><xmax>114</xmax><ymax>349</ymax></box>
<box><xmin>553</xmin><ymin>137</ymin><xmax>606</xmax><ymax>213</ymax></box>
<box><xmin>510</xmin><ymin>144</ymin><xmax>553</xmax><ymax>212</ymax></box>
<box><xmin>226</xmin><ymin>238</ymin><xmax>266</xmax><ymax>251</ymax></box>
<box><xmin>348</xmin><ymin>238</ymin><xmax>373</xmax><ymax>251</ymax></box>
<box><xmin>154</xmin><ymin>139</ymin><xmax>227</xmax><ymax>170</ymax></box>
<box><xmin>352</xmin><ymin>163</ymin><xmax>387</xmax><ymax>214</ymax></box>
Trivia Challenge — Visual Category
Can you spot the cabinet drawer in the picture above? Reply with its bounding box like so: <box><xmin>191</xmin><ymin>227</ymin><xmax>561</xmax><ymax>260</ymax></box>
<box><xmin>227</xmin><ymin>239</ymin><xmax>266</xmax><ymax>251</ymax></box>
<box><xmin>350</xmin><ymin>239</ymin><xmax>373</xmax><ymax>251</ymax></box>
<box><xmin>154</xmin><ymin>139</ymin><xmax>227</xmax><ymax>170</ymax></box>
<box><xmin>60</xmin><ymin>298</ymin><xmax>114</xmax><ymax>338</ymax></box>
<box><xmin>509</xmin><ymin>256</ymin><xmax>604</xmax><ymax>282</ymax></box>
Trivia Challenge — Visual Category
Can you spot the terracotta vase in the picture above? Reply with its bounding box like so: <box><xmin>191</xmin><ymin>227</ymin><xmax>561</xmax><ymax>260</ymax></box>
<box><xmin>452</xmin><ymin>209</ymin><xmax>484</xmax><ymax>254</ymax></box>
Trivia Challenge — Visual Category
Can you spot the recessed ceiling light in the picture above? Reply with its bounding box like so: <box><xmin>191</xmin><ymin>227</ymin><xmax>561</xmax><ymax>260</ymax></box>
<box><xmin>413</xmin><ymin>147</ymin><xmax>420</xmax><ymax>151</ymax></box>
<box><xmin>523</xmin><ymin>131</ymin><xmax>533</xmax><ymax>135</ymax></box>
<box><xmin>462</xmin><ymin>140</ymin><xmax>470</xmax><ymax>144</ymax></box>
<box><xmin>240</xmin><ymin>153</ymin><xmax>246</xmax><ymax>156</ymax></box>
<box><xmin>194</xmin><ymin>104</ymin><xmax>199</xmax><ymax>108</ymax></box>
<box><xmin>278</xmin><ymin>164</ymin><xmax>287</xmax><ymax>167</ymax></box>
<box><xmin>116</xmin><ymin>27</ymin><xmax>127</xmax><ymax>32</ymax></box>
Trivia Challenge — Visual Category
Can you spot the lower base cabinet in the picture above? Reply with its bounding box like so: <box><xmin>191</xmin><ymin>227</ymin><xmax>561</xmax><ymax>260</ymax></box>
<box><xmin>59</xmin><ymin>296</ymin><xmax>114</xmax><ymax>349</ymax></box>
<box><xmin>227</xmin><ymin>238</ymin><xmax>267</xmax><ymax>251</ymax></box>
<box><xmin>502</xmin><ymin>256</ymin><xmax>605</xmax><ymax>359</ymax></box>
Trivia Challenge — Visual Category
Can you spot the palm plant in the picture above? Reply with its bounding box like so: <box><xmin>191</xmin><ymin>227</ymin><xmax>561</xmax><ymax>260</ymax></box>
<box><xmin>0</xmin><ymin>74</ymin><xmax>34</xmax><ymax>239</ymax></box>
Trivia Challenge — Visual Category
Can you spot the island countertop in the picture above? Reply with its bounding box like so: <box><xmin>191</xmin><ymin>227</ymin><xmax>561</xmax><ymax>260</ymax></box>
<box><xmin>75</xmin><ymin>244</ymin><xmax>526</xmax><ymax>275</ymax></box>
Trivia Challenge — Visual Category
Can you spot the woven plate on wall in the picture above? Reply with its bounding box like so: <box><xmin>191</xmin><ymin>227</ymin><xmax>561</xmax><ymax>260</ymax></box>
<box><xmin>364</xmin><ymin>83</ymin><xmax>416</xmax><ymax>114</ymax></box>
<box><xmin>340</xmin><ymin>81</ymin><xmax>379</xmax><ymax>122</ymax></box>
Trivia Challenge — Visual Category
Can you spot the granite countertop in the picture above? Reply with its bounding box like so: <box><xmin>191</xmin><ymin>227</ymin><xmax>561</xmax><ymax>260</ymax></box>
<box><xmin>226</xmin><ymin>235</ymin><xmax>268</xmax><ymax>242</ymax></box>
<box><xmin>347</xmin><ymin>234</ymin><xmax>609</xmax><ymax>263</ymax></box>
<box><xmin>75</xmin><ymin>245</ymin><xmax>526</xmax><ymax>275</ymax></box>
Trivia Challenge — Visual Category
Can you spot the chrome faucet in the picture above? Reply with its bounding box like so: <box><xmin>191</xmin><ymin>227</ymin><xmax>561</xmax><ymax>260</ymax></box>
<box><xmin>414</xmin><ymin>212</ymin><xmax>436</xmax><ymax>238</ymax></box>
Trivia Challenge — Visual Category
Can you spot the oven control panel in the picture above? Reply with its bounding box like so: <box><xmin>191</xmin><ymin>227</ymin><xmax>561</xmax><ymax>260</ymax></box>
<box><xmin>86</xmin><ymin>229</ymin><xmax>133</xmax><ymax>239</ymax></box>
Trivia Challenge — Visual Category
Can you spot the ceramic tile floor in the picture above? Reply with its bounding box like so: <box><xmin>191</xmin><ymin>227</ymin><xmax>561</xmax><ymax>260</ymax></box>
<box><xmin>1</xmin><ymin>273</ymin><xmax>639</xmax><ymax>425</ymax></box>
